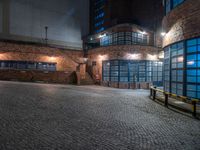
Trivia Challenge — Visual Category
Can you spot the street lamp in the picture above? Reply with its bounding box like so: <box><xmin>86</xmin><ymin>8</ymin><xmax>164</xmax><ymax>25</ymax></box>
<box><xmin>45</xmin><ymin>26</ymin><xmax>48</xmax><ymax>45</ymax></box>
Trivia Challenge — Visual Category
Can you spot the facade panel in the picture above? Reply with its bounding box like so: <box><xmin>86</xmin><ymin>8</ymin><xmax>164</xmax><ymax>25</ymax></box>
<box><xmin>1</xmin><ymin>0</ymin><xmax>89</xmax><ymax>49</ymax></box>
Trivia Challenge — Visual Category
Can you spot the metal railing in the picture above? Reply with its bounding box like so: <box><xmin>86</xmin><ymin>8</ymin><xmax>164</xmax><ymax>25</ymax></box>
<box><xmin>150</xmin><ymin>87</ymin><xmax>199</xmax><ymax>118</ymax></box>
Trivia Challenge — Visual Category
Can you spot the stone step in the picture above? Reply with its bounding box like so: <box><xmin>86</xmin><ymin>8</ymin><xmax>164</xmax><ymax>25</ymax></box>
<box><xmin>80</xmin><ymin>72</ymin><xmax>94</xmax><ymax>85</ymax></box>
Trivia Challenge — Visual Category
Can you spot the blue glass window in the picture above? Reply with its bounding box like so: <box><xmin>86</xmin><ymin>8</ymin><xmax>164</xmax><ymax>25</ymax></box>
<box><xmin>186</xmin><ymin>38</ymin><xmax>200</xmax><ymax>99</ymax></box>
<box><xmin>95</xmin><ymin>12</ymin><xmax>105</xmax><ymax>20</ymax></box>
<box><xmin>99</xmin><ymin>32</ymin><xmax>149</xmax><ymax>46</ymax></box>
<box><xmin>96</xmin><ymin>27</ymin><xmax>105</xmax><ymax>33</ymax></box>
<box><xmin>165</xmin><ymin>0</ymin><xmax>185</xmax><ymax>14</ymax></box>
<box><xmin>173</xmin><ymin>0</ymin><xmax>184</xmax><ymax>7</ymax></box>
<box><xmin>95</xmin><ymin>20</ymin><xmax>104</xmax><ymax>27</ymax></box>
<box><xmin>165</xmin><ymin>37</ymin><xmax>200</xmax><ymax>99</ymax></box>
<box><xmin>0</xmin><ymin>61</ymin><xmax>56</xmax><ymax>71</ymax></box>
<box><xmin>102</xmin><ymin>60</ymin><xmax>163</xmax><ymax>86</ymax></box>
<box><xmin>165</xmin><ymin>0</ymin><xmax>171</xmax><ymax>14</ymax></box>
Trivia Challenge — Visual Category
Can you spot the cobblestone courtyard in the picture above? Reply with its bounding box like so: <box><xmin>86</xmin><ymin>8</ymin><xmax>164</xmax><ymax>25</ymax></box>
<box><xmin>0</xmin><ymin>81</ymin><xmax>199</xmax><ymax>150</ymax></box>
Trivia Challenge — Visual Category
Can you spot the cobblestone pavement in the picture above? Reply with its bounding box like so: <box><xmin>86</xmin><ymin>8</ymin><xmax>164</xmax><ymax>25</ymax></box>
<box><xmin>0</xmin><ymin>81</ymin><xmax>199</xmax><ymax>150</ymax></box>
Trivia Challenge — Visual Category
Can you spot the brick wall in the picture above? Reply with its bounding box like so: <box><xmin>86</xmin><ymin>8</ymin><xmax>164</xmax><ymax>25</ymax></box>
<box><xmin>0</xmin><ymin>41</ymin><xmax>84</xmax><ymax>83</ymax></box>
<box><xmin>162</xmin><ymin>0</ymin><xmax>200</xmax><ymax>47</ymax></box>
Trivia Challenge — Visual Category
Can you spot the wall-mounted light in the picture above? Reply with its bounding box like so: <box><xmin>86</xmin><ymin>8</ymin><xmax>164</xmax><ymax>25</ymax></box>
<box><xmin>99</xmin><ymin>33</ymin><xmax>106</xmax><ymax>38</ymax></box>
<box><xmin>147</xmin><ymin>54</ymin><xmax>158</xmax><ymax>60</ymax></box>
<box><xmin>0</xmin><ymin>53</ymin><xmax>4</xmax><ymax>59</ymax></box>
<box><xmin>158</xmin><ymin>51</ymin><xmax>164</xmax><ymax>59</ymax></box>
<box><xmin>83</xmin><ymin>57</ymin><xmax>88</xmax><ymax>63</ymax></box>
<box><xmin>98</xmin><ymin>55</ymin><xmax>108</xmax><ymax>61</ymax></box>
<box><xmin>126</xmin><ymin>53</ymin><xmax>141</xmax><ymax>60</ymax></box>
<box><xmin>49</xmin><ymin>56</ymin><xmax>56</xmax><ymax>61</ymax></box>
<box><xmin>141</xmin><ymin>31</ymin><xmax>147</xmax><ymax>35</ymax></box>
<box><xmin>161</xmin><ymin>32</ymin><xmax>166</xmax><ymax>37</ymax></box>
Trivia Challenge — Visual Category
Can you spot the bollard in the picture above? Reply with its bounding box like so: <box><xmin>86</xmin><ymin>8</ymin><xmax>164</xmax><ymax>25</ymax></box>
<box><xmin>164</xmin><ymin>93</ymin><xmax>168</xmax><ymax>107</ymax></box>
<box><xmin>150</xmin><ymin>88</ymin><xmax>153</xmax><ymax>97</ymax></box>
<box><xmin>192</xmin><ymin>101</ymin><xmax>197</xmax><ymax>117</ymax></box>
<box><xmin>153</xmin><ymin>88</ymin><xmax>156</xmax><ymax>100</ymax></box>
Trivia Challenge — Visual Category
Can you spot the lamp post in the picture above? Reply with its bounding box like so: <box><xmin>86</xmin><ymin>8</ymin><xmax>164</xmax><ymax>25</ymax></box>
<box><xmin>45</xmin><ymin>26</ymin><xmax>48</xmax><ymax>45</ymax></box>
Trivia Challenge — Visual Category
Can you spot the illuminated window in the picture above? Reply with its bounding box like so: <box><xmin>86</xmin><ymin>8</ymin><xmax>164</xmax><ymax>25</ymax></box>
<box><xmin>99</xmin><ymin>32</ymin><xmax>149</xmax><ymax>46</ymax></box>
<box><xmin>0</xmin><ymin>61</ymin><xmax>56</xmax><ymax>71</ymax></box>
<box><xmin>165</xmin><ymin>0</ymin><xmax>185</xmax><ymax>14</ymax></box>
<box><xmin>102</xmin><ymin>60</ymin><xmax>163</xmax><ymax>86</ymax></box>
<box><xmin>163</xmin><ymin>37</ymin><xmax>200</xmax><ymax>99</ymax></box>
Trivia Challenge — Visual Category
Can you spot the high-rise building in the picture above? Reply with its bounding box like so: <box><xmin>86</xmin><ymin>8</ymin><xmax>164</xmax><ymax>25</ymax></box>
<box><xmin>89</xmin><ymin>0</ymin><xmax>163</xmax><ymax>34</ymax></box>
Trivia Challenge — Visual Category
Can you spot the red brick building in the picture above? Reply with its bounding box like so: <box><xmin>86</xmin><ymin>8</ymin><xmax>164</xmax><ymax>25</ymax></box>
<box><xmin>85</xmin><ymin>23</ymin><xmax>163</xmax><ymax>89</ymax></box>
<box><xmin>0</xmin><ymin>41</ymin><xmax>86</xmax><ymax>84</ymax></box>
<box><xmin>162</xmin><ymin>0</ymin><xmax>200</xmax><ymax>99</ymax></box>
<box><xmin>0</xmin><ymin>0</ymin><xmax>165</xmax><ymax>88</ymax></box>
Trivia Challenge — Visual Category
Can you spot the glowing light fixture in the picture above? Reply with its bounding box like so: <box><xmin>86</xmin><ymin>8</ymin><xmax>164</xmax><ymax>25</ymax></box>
<box><xmin>99</xmin><ymin>33</ymin><xmax>106</xmax><ymax>38</ymax></box>
<box><xmin>141</xmin><ymin>31</ymin><xmax>147</xmax><ymax>35</ymax></box>
<box><xmin>158</xmin><ymin>52</ymin><xmax>164</xmax><ymax>59</ymax></box>
<box><xmin>177</xmin><ymin>56</ymin><xmax>184</xmax><ymax>62</ymax></box>
<box><xmin>161</xmin><ymin>32</ymin><xmax>166</xmax><ymax>37</ymax></box>
<box><xmin>147</xmin><ymin>54</ymin><xmax>158</xmax><ymax>60</ymax></box>
<box><xmin>83</xmin><ymin>57</ymin><xmax>88</xmax><ymax>62</ymax></box>
<box><xmin>187</xmin><ymin>61</ymin><xmax>195</xmax><ymax>65</ymax></box>
<box><xmin>126</xmin><ymin>53</ymin><xmax>141</xmax><ymax>60</ymax></box>
<box><xmin>98</xmin><ymin>55</ymin><xmax>108</xmax><ymax>61</ymax></box>
<box><xmin>49</xmin><ymin>56</ymin><xmax>56</xmax><ymax>61</ymax></box>
<box><xmin>0</xmin><ymin>53</ymin><xmax>4</xmax><ymax>59</ymax></box>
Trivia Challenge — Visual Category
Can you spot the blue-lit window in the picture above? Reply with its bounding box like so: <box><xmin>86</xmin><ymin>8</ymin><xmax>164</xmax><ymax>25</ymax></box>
<box><xmin>187</xmin><ymin>38</ymin><xmax>200</xmax><ymax>53</ymax></box>
<box><xmin>129</xmin><ymin>62</ymin><xmax>138</xmax><ymax>82</ymax></box>
<box><xmin>100</xmin><ymin>35</ymin><xmax>109</xmax><ymax>46</ymax></box>
<box><xmin>0</xmin><ymin>61</ymin><xmax>56</xmax><ymax>71</ymax></box>
<box><xmin>96</xmin><ymin>27</ymin><xmax>105</xmax><ymax>33</ymax></box>
<box><xmin>120</xmin><ymin>61</ymin><xmax>129</xmax><ymax>82</ymax></box>
<box><xmin>110</xmin><ymin>61</ymin><xmax>119</xmax><ymax>82</ymax></box>
<box><xmin>103</xmin><ymin>61</ymin><xmax>110</xmax><ymax>81</ymax></box>
<box><xmin>164</xmin><ymin>47</ymin><xmax>170</xmax><ymax>92</ymax></box>
<box><xmin>99</xmin><ymin>32</ymin><xmax>149</xmax><ymax>46</ymax></box>
<box><xmin>171</xmin><ymin>42</ymin><xmax>184</xmax><ymax>95</ymax></box>
<box><xmin>95</xmin><ymin>20</ymin><xmax>104</xmax><ymax>27</ymax></box>
<box><xmin>102</xmin><ymin>60</ymin><xmax>163</xmax><ymax>86</ymax></box>
<box><xmin>138</xmin><ymin>62</ymin><xmax>146</xmax><ymax>82</ymax></box>
<box><xmin>172</xmin><ymin>83</ymin><xmax>183</xmax><ymax>95</ymax></box>
<box><xmin>164</xmin><ymin>37</ymin><xmax>200</xmax><ymax>99</ymax></box>
<box><xmin>187</xmin><ymin>84</ymin><xmax>200</xmax><ymax>99</ymax></box>
<box><xmin>173</xmin><ymin>0</ymin><xmax>184</xmax><ymax>7</ymax></box>
<box><xmin>165</xmin><ymin>0</ymin><xmax>185</xmax><ymax>14</ymax></box>
<box><xmin>165</xmin><ymin>0</ymin><xmax>171</xmax><ymax>14</ymax></box>
<box><xmin>95</xmin><ymin>12</ymin><xmax>105</xmax><ymax>20</ymax></box>
<box><xmin>164</xmin><ymin>42</ymin><xmax>184</xmax><ymax>95</ymax></box>
<box><xmin>186</xmin><ymin>37</ymin><xmax>200</xmax><ymax>99</ymax></box>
